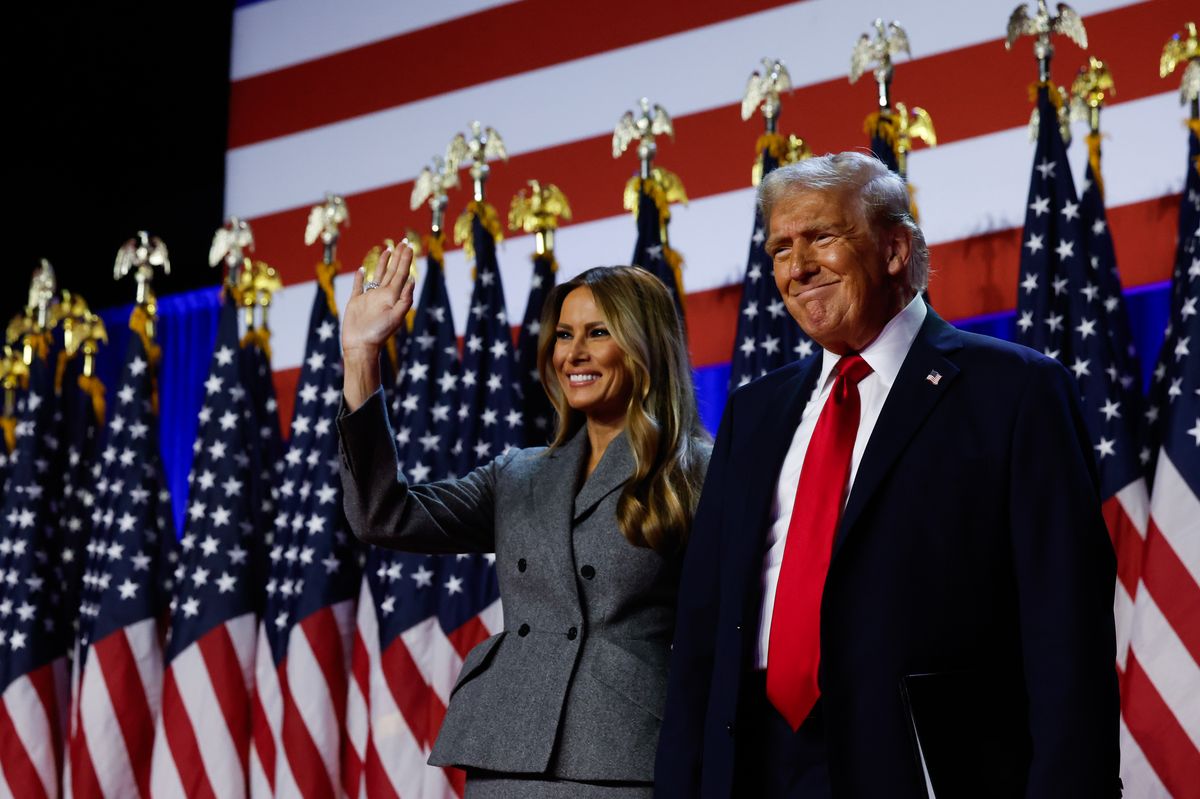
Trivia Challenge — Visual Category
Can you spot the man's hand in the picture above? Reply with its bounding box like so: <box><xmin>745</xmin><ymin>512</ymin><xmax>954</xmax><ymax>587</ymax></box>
<box><xmin>341</xmin><ymin>241</ymin><xmax>416</xmax><ymax>411</ymax></box>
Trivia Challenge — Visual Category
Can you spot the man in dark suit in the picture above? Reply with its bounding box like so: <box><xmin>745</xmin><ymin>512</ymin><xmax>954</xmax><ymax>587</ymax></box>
<box><xmin>656</xmin><ymin>152</ymin><xmax>1119</xmax><ymax>798</ymax></box>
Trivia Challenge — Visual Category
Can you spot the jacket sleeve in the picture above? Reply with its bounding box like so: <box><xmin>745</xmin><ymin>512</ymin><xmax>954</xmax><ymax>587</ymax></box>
<box><xmin>1007</xmin><ymin>358</ymin><xmax>1121</xmax><ymax>798</ymax></box>
<box><xmin>655</xmin><ymin>398</ymin><xmax>735</xmax><ymax>796</ymax></box>
<box><xmin>337</xmin><ymin>388</ymin><xmax>500</xmax><ymax>554</ymax></box>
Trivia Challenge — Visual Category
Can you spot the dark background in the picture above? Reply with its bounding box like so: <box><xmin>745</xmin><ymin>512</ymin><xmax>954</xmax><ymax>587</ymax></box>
<box><xmin>8</xmin><ymin>2</ymin><xmax>234</xmax><ymax>326</ymax></box>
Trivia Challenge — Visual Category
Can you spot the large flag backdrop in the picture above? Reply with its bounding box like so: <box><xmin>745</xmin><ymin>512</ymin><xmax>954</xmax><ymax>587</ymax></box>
<box><xmin>3</xmin><ymin>1</ymin><xmax>1192</xmax><ymax>797</ymax></box>
<box><xmin>223</xmin><ymin>0</ymin><xmax>1186</xmax><ymax>433</ymax></box>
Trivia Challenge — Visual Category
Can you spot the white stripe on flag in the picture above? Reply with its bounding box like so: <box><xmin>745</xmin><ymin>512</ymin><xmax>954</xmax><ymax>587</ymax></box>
<box><xmin>1119</xmin><ymin>717</ymin><xmax>1171</xmax><ymax>799</ymax></box>
<box><xmin>1</xmin><ymin>672</ymin><xmax>57</xmax><ymax>799</ymax></box>
<box><xmin>223</xmin><ymin>0</ymin><xmax>1138</xmax><ymax>219</ymax></box>
<box><xmin>1150</xmin><ymin>453</ymin><xmax>1200</xmax><ymax>586</ymax></box>
<box><xmin>345</xmin><ymin>580</ymin><xmax>375</xmax><ymax>789</ymax></box>
<box><xmin>80</xmin><ymin>635</ymin><xmax>139</xmax><ymax>799</ymax></box>
<box><xmin>400</xmin><ymin>616</ymin><xmax>465</xmax><ymax>707</ymax></box>
<box><xmin>371</xmin><ymin>639</ymin><xmax>456</xmax><ymax>799</ymax></box>
<box><xmin>1115</xmin><ymin>580</ymin><xmax>1135</xmax><ymax>673</ymax></box>
<box><xmin>169</xmin><ymin>633</ymin><xmax>249</xmax><ymax>797</ymax></box>
<box><xmin>479</xmin><ymin>598</ymin><xmax>503</xmax><ymax>636</ymax></box>
<box><xmin>250</xmin><ymin>623</ymin><xmax>280</xmax><ymax>796</ymax></box>
<box><xmin>288</xmin><ymin>612</ymin><xmax>343</xmax><ymax>790</ymax></box>
<box><xmin>125</xmin><ymin>618</ymin><xmax>165</xmax><ymax>730</ymax></box>
<box><xmin>911</xmin><ymin>92</ymin><xmax>1183</xmax><ymax>248</ymax></box>
<box><xmin>250</xmin><ymin>623</ymin><xmax>282</xmax><ymax>799</ymax></box>
<box><xmin>230</xmin><ymin>0</ymin><xmax>514</xmax><ymax>80</ymax></box>
<box><xmin>149</xmin><ymin>713</ymin><xmax>188</xmax><ymax>799</ymax></box>
<box><xmin>1128</xmin><ymin>582</ymin><xmax>1200</xmax><ymax>752</ymax></box>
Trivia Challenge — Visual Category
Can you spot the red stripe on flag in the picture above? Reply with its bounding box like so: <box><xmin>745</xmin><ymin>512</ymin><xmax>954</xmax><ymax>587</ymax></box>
<box><xmin>926</xmin><ymin>194</ymin><xmax>1178</xmax><ymax>325</ymax></box>
<box><xmin>343</xmin><ymin>631</ymin><xmax>371</xmax><ymax>799</ymax></box>
<box><xmin>1103</xmin><ymin>494</ymin><xmax>1145</xmax><ymax>600</ymax></box>
<box><xmin>265</xmin><ymin>187</ymin><xmax>1174</xmax><ymax>415</ymax></box>
<box><xmin>0</xmin><ymin>690</ymin><xmax>51</xmax><ymax>799</ymax></box>
<box><xmin>159</xmin><ymin>669</ymin><xmax>219</xmax><ymax>799</ymax></box>
<box><xmin>235</xmin><ymin>1</ymin><xmax>1183</xmax><ymax>290</ymax></box>
<box><xmin>26</xmin><ymin>662</ymin><xmax>64</xmax><ymax>780</ymax></box>
<box><xmin>67</xmin><ymin>714</ymin><xmax>105</xmax><ymax>799</ymax></box>
<box><xmin>1140</xmin><ymin>518</ymin><xmax>1200</xmax><ymax>667</ymax></box>
<box><xmin>196</xmin><ymin>624</ymin><xmax>252</xmax><ymax>777</ymax></box>
<box><xmin>250</xmin><ymin>686</ymin><xmax>276</xmax><ymax>794</ymax></box>
<box><xmin>300</xmin><ymin>609</ymin><xmax>350</xmax><ymax>741</ymax></box>
<box><xmin>95</xmin><ymin>630</ymin><xmax>156</xmax><ymax>799</ymax></box>
<box><xmin>342</xmin><ymin>740</ymin><xmax>363</xmax><ymax>799</ymax></box>
<box><xmin>1122</xmin><ymin>651</ymin><xmax>1200</xmax><ymax>799</ymax></box>
<box><xmin>380</xmin><ymin>639</ymin><xmax>445</xmax><ymax>749</ymax></box>
<box><xmin>363</xmin><ymin>734</ymin><xmax>401</xmax><ymax>799</ymax></box>
<box><xmin>445</xmin><ymin>615</ymin><xmax>493</xmax><ymax>661</ymax></box>
<box><xmin>278</xmin><ymin>660</ymin><xmax>336</xmax><ymax>799</ymax></box>
<box><xmin>246</xmin><ymin>176</ymin><xmax>1176</xmax><ymax>353</ymax></box>
<box><xmin>447</xmin><ymin>764</ymin><xmax>466</xmax><ymax>798</ymax></box>
<box><xmin>227</xmin><ymin>0</ymin><xmax>799</xmax><ymax>148</ymax></box>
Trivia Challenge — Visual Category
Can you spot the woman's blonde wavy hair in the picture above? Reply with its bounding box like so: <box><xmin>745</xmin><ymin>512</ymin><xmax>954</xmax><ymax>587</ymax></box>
<box><xmin>536</xmin><ymin>266</ymin><xmax>710</xmax><ymax>554</ymax></box>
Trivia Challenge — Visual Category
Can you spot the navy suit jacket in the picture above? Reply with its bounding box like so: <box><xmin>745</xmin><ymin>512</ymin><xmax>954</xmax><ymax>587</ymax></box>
<box><xmin>656</xmin><ymin>310</ymin><xmax>1119</xmax><ymax>798</ymax></box>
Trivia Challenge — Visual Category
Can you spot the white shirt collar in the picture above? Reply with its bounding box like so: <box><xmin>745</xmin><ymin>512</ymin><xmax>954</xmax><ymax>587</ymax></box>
<box><xmin>815</xmin><ymin>294</ymin><xmax>928</xmax><ymax>392</ymax></box>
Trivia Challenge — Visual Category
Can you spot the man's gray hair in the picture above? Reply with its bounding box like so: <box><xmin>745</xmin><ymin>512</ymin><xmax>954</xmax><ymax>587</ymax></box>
<box><xmin>756</xmin><ymin>151</ymin><xmax>930</xmax><ymax>293</ymax></box>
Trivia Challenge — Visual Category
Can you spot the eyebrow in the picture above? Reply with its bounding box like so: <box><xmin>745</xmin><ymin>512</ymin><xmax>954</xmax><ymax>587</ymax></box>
<box><xmin>556</xmin><ymin>320</ymin><xmax>608</xmax><ymax>329</ymax></box>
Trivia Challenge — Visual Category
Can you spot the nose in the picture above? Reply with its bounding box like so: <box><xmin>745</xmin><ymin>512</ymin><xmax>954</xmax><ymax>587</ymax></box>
<box><xmin>567</xmin><ymin>335</ymin><xmax>589</xmax><ymax>361</ymax></box>
<box><xmin>787</xmin><ymin>246</ymin><xmax>817</xmax><ymax>281</ymax></box>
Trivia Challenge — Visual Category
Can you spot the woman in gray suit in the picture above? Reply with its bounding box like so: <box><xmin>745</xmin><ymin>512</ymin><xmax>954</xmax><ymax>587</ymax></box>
<box><xmin>338</xmin><ymin>243</ymin><xmax>710</xmax><ymax>798</ymax></box>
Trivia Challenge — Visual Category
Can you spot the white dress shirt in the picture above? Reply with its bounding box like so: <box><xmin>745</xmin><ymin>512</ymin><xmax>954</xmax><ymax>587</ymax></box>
<box><xmin>755</xmin><ymin>295</ymin><xmax>927</xmax><ymax>668</ymax></box>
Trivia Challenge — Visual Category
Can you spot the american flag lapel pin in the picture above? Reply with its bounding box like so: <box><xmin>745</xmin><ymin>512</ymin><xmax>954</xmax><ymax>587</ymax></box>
<box><xmin>926</xmin><ymin>370</ymin><xmax>942</xmax><ymax>386</ymax></box>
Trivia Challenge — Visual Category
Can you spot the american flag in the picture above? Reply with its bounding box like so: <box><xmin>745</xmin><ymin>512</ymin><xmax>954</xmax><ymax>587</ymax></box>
<box><xmin>0</xmin><ymin>342</ymin><xmax>70</xmax><ymax>799</ymax></box>
<box><xmin>728</xmin><ymin>141</ymin><xmax>815</xmax><ymax>390</ymax></box>
<box><xmin>630</xmin><ymin>184</ymin><xmax>685</xmax><ymax>323</ymax></box>
<box><xmin>254</xmin><ymin>266</ymin><xmax>360</xmax><ymax>798</ymax></box>
<box><xmin>390</xmin><ymin>238</ymin><xmax>461</xmax><ymax>483</ymax></box>
<box><xmin>225</xmin><ymin>1</ymin><xmax>1184</xmax><ymax>437</ymax></box>
<box><xmin>67</xmin><ymin>317</ymin><xmax>176</xmax><ymax>799</ymax></box>
<box><xmin>454</xmin><ymin>212</ymin><xmax>522</xmax><ymax>474</ymax></box>
<box><xmin>1146</xmin><ymin>123</ymin><xmax>1200</xmax><ymax>478</ymax></box>
<box><xmin>1014</xmin><ymin>83</ymin><xmax>1158</xmax><ymax>789</ymax></box>
<box><xmin>54</xmin><ymin>352</ymin><xmax>106</xmax><ymax>657</ymax></box>
<box><xmin>1078</xmin><ymin>139</ymin><xmax>1143</xmax><ymax>434</ymax></box>
<box><xmin>346</xmin><ymin>239</ymin><xmax>502</xmax><ymax>798</ymax></box>
<box><xmin>241</xmin><ymin>324</ymin><xmax>286</xmax><ymax>563</ymax></box>
<box><xmin>149</xmin><ymin>296</ymin><xmax>262</xmax><ymax>798</ymax></box>
<box><xmin>1118</xmin><ymin>123</ymin><xmax>1200</xmax><ymax>799</ymax></box>
<box><xmin>515</xmin><ymin>252</ymin><xmax>556</xmax><ymax>447</ymax></box>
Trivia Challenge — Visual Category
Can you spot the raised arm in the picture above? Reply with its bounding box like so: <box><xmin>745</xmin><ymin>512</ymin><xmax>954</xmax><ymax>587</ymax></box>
<box><xmin>338</xmin><ymin>388</ymin><xmax>500</xmax><ymax>554</ymax></box>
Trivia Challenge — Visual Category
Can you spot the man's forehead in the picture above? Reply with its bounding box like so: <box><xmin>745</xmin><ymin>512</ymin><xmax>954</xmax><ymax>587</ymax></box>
<box><xmin>768</xmin><ymin>188</ymin><xmax>859</xmax><ymax>231</ymax></box>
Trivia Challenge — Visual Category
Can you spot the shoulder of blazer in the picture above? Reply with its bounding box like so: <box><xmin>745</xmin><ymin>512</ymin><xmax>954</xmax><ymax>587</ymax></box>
<box><xmin>728</xmin><ymin>353</ymin><xmax>820</xmax><ymax>417</ymax></box>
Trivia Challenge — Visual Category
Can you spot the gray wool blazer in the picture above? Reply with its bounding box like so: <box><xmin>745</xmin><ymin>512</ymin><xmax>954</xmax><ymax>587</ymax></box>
<box><xmin>338</xmin><ymin>389</ymin><xmax>707</xmax><ymax>782</ymax></box>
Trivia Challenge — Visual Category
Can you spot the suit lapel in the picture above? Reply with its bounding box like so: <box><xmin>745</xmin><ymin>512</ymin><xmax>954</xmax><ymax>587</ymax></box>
<box><xmin>573</xmin><ymin>432</ymin><xmax>634</xmax><ymax>520</ymax></box>
<box><xmin>736</xmin><ymin>358</ymin><xmax>823</xmax><ymax>564</ymax></box>
<box><xmin>529</xmin><ymin>428</ymin><xmax>588</xmax><ymax>600</ymax></box>
<box><xmin>832</xmin><ymin>312</ymin><xmax>963</xmax><ymax>560</ymax></box>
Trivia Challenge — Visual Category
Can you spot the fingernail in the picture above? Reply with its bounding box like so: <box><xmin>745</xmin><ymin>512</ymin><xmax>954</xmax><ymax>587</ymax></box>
<box><xmin>400</xmin><ymin>237</ymin><xmax>410</xmax><ymax>247</ymax></box>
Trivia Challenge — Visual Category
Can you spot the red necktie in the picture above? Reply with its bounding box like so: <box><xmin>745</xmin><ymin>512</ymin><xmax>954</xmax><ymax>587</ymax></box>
<box><xmin>767</xmin><ymin>354</ymin><xmax>873</xmax><ymax>731</ymax></box>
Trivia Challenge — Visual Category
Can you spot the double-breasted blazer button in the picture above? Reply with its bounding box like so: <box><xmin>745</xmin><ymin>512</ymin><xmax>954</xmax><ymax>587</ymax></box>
<box><xmin>726</xmin><ymin>722</ymin><xmax>735</xmax><ymax>737</ymax></box>
<box><xmin>567</xmin><ymin>626</ymin><xmax>578</xmax><ymax>640</ymax></box>
<box><xmin>580</xmin><ymin>565</ymin><xmax>595</xmax><ymax>580</ymax></box>
<box><xmin>518</xmin><ymin>623</ymin><xmax>530</xmax><ymax>637</ymax></box>
<box><xmin>517</xmin><ymin>558</ymin><xmax>527</xmax><ymax>572</ymax></box>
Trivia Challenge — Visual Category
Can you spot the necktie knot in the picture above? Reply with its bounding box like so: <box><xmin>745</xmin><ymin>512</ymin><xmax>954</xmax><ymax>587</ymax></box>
<box><xmin>834</xmin><ymin>354</ymin><xmax>872</xmax><ymax>385</ymax></box>
<box><xmin>831</xmin><ymin>355</ymin><xmax>872</xmax><ymax>402</ymax></box>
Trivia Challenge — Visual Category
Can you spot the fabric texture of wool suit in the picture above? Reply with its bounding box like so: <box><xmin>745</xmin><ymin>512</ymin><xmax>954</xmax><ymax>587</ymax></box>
<box><xmin>339</xmin><ymin>389</ymin><xmax>708</xmax><ymax>793</ymax></box>
<box><xmin>654</xmin><ymin>309</ymin><xmax>1121</xmax><ymax>798</ymax></box>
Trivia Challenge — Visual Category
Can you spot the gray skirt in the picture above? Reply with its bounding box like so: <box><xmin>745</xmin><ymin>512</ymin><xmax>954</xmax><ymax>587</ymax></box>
<box><xmin>464</xmin><ymin>771</ymin><xmax>653</xmax><ymax>799</ymax></box>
